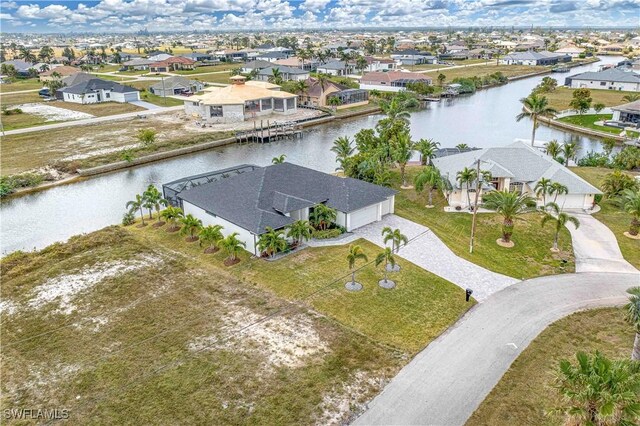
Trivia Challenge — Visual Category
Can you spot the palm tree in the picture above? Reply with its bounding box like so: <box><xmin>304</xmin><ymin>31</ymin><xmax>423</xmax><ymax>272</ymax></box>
<box><xmin>160</xmin><ymin>206</ymin><xmax>184</xmax><ymax>232</ymax></box>
<box><xmin>380</xmin><ymin>97</ymin><xmax>411</xmax><ymax>123</ymax></box>
<box><xmin>516</xmin><ymin>94</ymin><xmax>558</xmax><ymax>146</ymax></box>
<box><xmin>625</xmin><ymin>287</ymin><xmax>640</xmax><ymax>360</ymax></box>
<box><xmin>622</xmin><ymin>93</ymin><xmax>640</xmax><ymax>103</ymax></box>
<box><xmin>327</xmin><ymin>96</ymin><xmax>342</xmax><ymax>110</ymax></box>
<box><xmin>199</xmin><ymin>225</ymin><xmax>224</xmax><ymax>253</ymax></box>
<box><xmin>416</xmin><ymin>138</ymin><xmax>440</xmax><ymax>166</ymax></box>
<box><xmin>455</xmin><ymin>143</ymin><xmax>469</xmax><ymax>150</ymax></box>
<box><xmin>268</xmin><ymin>67</ymin><xmax>283</xmax><ymax>85</ymax></box>
<box><xmin>381</xmin><ymin>227</ymin><xmax>408</xmax><ymax>254</ymax></box>
<box><xmin>550</xmin><ymin>182</ymin><xmax>569</xmax><ymax>205</ymax></box>
<box><xmin>331</xmin><ymin>136</ymin><xmax>354</xmax><ymax>172</ymax></box>
<box><xmin>179</xmin><ymin>214</ymin><xmax>202</xmax><ymax>242</ymax></box>
<box><xmin>456</xmin><ymin>167</ymin><xmax>477</xmax><ymax>208</ymax></box>
<box><xmin>375</xmin><ymin>248</ymin><xmax>396</xmax><ymax>289</ymax></box>
<box><xmin>552</xmin><ymin>351</ymin><xmax>640</xmax><ymax>425</ymax></box>
<box><xmin>310</xmin><ymin>204</ymin><xmax>337</xmax><ymax>231</ymax></box>
<box><xmin>415</xmin><ymin>166</ymin><xmax>443</xmax><ymax>208</ymax></box>
<box><xmin>393</xmin><ymin>132</ymin><xmax>415</xmax><ymax>189</ymax></box>
<box><xmin>292</xmin><ymin>79</ymin><xmax>308</xmax><ymax>98</ymax></box>
<box><xmin>143</xmin><ymin>185</ymin><xmax>168</xmax><ymax>224</ymax></box>
<box><xmin>126</xmin><ymin>194</ymin><xmax>147</xmax><ymax>226</ymax></box>
<box><xmin>257</xmin><ymin>227</ymin><xmax>288</xmax><ymax>258</ymax></box>
<box><xmin>346</xmin><ymin>244</ymin><xmax>368</xmax><ymax>291</ymax></box>
<box><xmin>614</xmin><ymin>188</ymin><xmax>640</xmax><ymax>236</ymax></box>
<box><xmin>541</xmin><ymin>202</ymin><xmax>580</xmax><ymax>252</ymax></box>
<box><xmin>286</xmin><ymin>220</ymin><xmax>313</xmax><ymax>246</ymax></box>
<box><xmin>271</xmin><ymin>154</ymin><xmax>286</xmax><ymax>164</ymax></box>
<box><xmin>483</xmin><ymin>190</ymin><xmax>537</xmax><ymax>245</ymax></box>
<box><xmin>218</xmin><ymin>232</ymin><xmax>246</xmax><ymax>264</ymax></box>
<box><xmin>544</xmin><ymin>140</ymin><xmax>561</xmax><ymax>160</ymax></box>
<box><xmin>534</xmin><ymin>177</ymin><xmax>553</xmax><ymax>208</ymax></box>
<box><xmin>561</xmin><ymin>142</ymin><xmax>578</xmax><ymax>167</ymax></box>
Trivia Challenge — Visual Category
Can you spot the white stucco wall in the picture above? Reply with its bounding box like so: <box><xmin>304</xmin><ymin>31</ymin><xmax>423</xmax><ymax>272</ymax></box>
<box><xmin>570</xmin><ymin>80</ymin><xmax>640</xmax><ymax>92</ymax></box>
<box><xmin>359</xmin><ymin>83</ymin><xmax>406</xmax><ymax>93</ymax></box>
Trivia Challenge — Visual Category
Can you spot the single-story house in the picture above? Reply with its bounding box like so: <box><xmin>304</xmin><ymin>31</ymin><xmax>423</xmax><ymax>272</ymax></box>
<box><xmin>255</xmin><ymin>51</ymin><xmax>289</xmax><ymax>63</ymax></box>
<box><xmin>390</xmin><ymin>50</ymin><xmax>437</xmax><ymax>66</ymax></box>
<box><xmin>150</xmin><ymin>76</ymin><xmax>204</xmax><ymax>97</ymax></box>
<box><xmin>611</xmin><ymin>100</ymin><xmax>640</xmax><ymax>126</ymax></box>
<box><xmin>169</xmin><ymin>162</ymin><xmax>396</xmax><ymax>255</ymax></box>
<box><xmin>240</xmin><ymin>59</ymin><xmax>274</xmax><ymax>74</ymax></box>
<box><xmin>256</xmin><ymin>65</ymin><xmax>310</xmax><ymax>82</ymax></box>
<box><xmin>149</xmin><ymin>56</ymin><xmax>197</xmax><ymax>72</ymax></box>
<box><xmin>298</xmin><ymin>77</ymin><xmax>368</xmax><ymax>108</ymax></box>
<box><xmin>317</xmin><ymin>60</ymin><xmax>356</xmax><ymax>76</ymax></box>
<box><xmin>212</xmin><ymin>49</ymin><xmax>248</xmax><ymax>62</ymax></box>
<box><xmin>184</xmin><ymin>75</ymin><xmax>297</xmax><ymax>124</ymax></box>
<box><xmin>122</xmin><ymin>58</ymin><xmax>155</xmax><ymax>71</ymax></box>
<box><xmin>499</xmin><ymin>50</ymin><xmax>571</xmax><ymax>66</ymax></box>
<box><xmin>363</xmin><ymin>56</ymin><xmax>396</xmax><ymax>72</ymax></box>
<box><xmin>273</xmin><ymin>56</ymin><xmax>319</xmax><ymax>71</ymax></box>
<box><xmin>1</xmin><ymin>59</ymin><xmax>38</xmax><ymax>76</ymax></box>
<box><xmin>39</xmin><ymin>66</ymin><xmax>80</xmax><ymax>81</ymax></box>
<box><xmin>565</xmin><ymin>68</ymin><xmax>640</xmax><ymax>92</ymax></box>
<box><xmin>359</xmin><ymin>71</ymin><xmax>432</xmax><ymax>92</ymax></box>
<box><xmin>432</xmin><ymin>141</ymin><xmax>601</xmax><ymax>210</ymax></box>
<box><xmin>61</xmin><ymin>72</ymin><xmax>94</xmax><ymax>88</ymax></box>
<box><xmin>555</xmin><ymin>46</ymin><xmax>584</xmax><ymax>58</ymax></box>
<box><xmin>58</xmin><ymin>78</ymin><xmax>140</xmax><ymax>104</ymax></box>
<box><xmin>180</xmin><ymin>52</ymin><xmax>213</xmax><ymax>62</ymax></box>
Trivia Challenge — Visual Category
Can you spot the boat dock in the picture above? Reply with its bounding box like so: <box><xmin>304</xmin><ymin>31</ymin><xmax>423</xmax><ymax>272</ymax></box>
<box><xmin>236</xmin><ymin>120</ymin><xmax>303</xmax><ymax>143</ymax></box>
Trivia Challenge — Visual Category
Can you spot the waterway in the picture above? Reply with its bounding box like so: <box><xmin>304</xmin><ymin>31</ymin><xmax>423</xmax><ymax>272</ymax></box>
<box><xmin>0</xmin><ymin>56</ymin><xmax>623</xmax><ymax>254</ymax></box>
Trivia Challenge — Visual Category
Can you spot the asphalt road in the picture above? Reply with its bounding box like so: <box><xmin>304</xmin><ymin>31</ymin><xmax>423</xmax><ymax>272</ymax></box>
<box><xmin>354</xmin><ymin>272</ymin><xmax>640</xmax><ymax>426</ymax></box>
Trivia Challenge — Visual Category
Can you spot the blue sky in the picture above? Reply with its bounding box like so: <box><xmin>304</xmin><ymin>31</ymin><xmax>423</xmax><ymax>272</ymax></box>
<box><xmin>1</xmin><ymin>0</ymin><xmax>639</xmax><ymax>33</ymax></box>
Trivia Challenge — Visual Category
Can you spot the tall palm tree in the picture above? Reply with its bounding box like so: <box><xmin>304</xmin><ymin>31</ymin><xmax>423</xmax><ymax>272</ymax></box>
<box><xmin>483</xmin><ymin>190</ymin><xmax>537</xmax><ymax>245</ymax></box>
<box><xmin>375</xmin><ymin>247</ymin><xmax>396</xmax><ymax>288</ymax></box>
<box><xmin>126</xmin><ymin>194</ymin><xmax>147</xmax><ymax>226</ymax></box>
<box><xmin>218</xmin><ymin>232</ymin><xmax>246</xmax><ymax>264</ymax></box>
<box><xmin>292</xmin><ymin>79</ymin><xmax>308</xmax><ymax>98</ymax></box>
<box><xmin>416</xmin><ymin>138</ymin><xmax>440</xmax><ymax>166</ymax></box>
<box><xmin>414</xmin><ymin>166</ymin><xmax>443</xmax><ymax>208</ymax></box>
<box><xmin>541</xmin><ymin>202</ymin><xmax>580</xmax><ymax>252</ymax></box>
<box><xmin>380</xmin><ymin>97</ymin><xmax>411</xmax><ymax>123</ymax></box>
<box><xmin>550</xmin><ymin>182</ymin><xmax>569</xmax><ymax>205</ymax></box>
<box><xmin>552</xmin><ymin>351</ymin><xmax>640</xmax><ymax>425</ymax></box>
<box><xmin>392</xmin><ymin>132</ymin><xmax>415</xmax><ymax>188</ymax></box>
<box><xmin>286</xmin><ymin>220</ymin><xmax>313</xmax><ymax>246</ymax></box>
<box><xmin>268</xmin><ymin>67</ymin><xmax>283</xmax><ymax>85</ymax></box>
<box><xmin>534</xmin><ymin>177</ymin><xmax>553</xmax><ymax>208</ymax></box>
<box><xmin>346</xmin><ymin>244</ymin><xmax>368</xmax><ymax>291</ymax></box>
<box><xmin>456</xmin><ymin>167</ymin><xmax>477</xmax><ymax>208</ymax></box>
<box><xmin>544</xmin><ymin>140</ymin><xmax>562</xmax><ymax>160</ymax></box>
<box><xmin>160</xmin><ymin>206</ymin><xmax>184</xmax><ymax>232</ymax></box>
<box><xmin>625</xmin><ymin>287</ymin><xmax>640</xmax><ymax>360</ymax></box>
<box><xmin>561</xmin><ymin>142</ymin><xmax>578</xmax><ymax>167</ymax></box>
<box><xmin>310</xmin><ymin>204</ymin><xmax>337</xmax><ymax>231</ymax></box>
<box><xmin>331</xmin><ymin>136</ymin><xmax>354</xmax><ymax>172</ymax></box>
<box><xmin>143</xmin><ymin>185</ymin><xmax>168</xmax><ymax>224</ymax></box>
<box><xmin>199</xmin><ymin>225</ymin><xmax>224</xmax><ymax>253</ymax></box>
<box><xmin>614</xmin><ymin>188</ymin><xmax>640</xmax><ymax>236</ymax></box>
<box><xmin>271</xmin><ymin>154</ymin><xmax>286</xmax><ymax>164</ymax></box>
<box><xmin>516</xmin><ymin>93</ymin><xmax>558</xmax><ymax>146</ymax></box>
<box><xmin>179</xmin><ymin>214</ymin><xmax>202</xmax><ymax>242</ymax></box>
<box><xmin>257</xmin><ymin>227</ymin><xmax>287</xmax><ymax>258</ymax></box>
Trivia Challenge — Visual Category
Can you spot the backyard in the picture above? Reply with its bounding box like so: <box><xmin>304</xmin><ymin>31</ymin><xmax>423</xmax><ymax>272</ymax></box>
<box><xmin>468</xmin><ymin>307</ymin><xmax>634</xmax><ymax>425</ymax></box>
<box><xmin>543</xmin><ymin>86</ymin><xmax>638</xmax><ymax>111</ymax></box>
<box><xmin>432</xmin><ymin>64</ymin><xmax>546</xmax><ymax>83</ymax></box>
<box><xmin>557</xmin><ymin>113</ymin><xmax>622</xmax><ymax>135</ymax></box>
<box><xmin>0</xmin><ymin>78</ymin><xmax>44</xmax><ymax>93</ymax></box>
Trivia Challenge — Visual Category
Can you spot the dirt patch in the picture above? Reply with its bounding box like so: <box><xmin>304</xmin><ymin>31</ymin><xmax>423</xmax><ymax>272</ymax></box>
<box><xmin>224</xmin><ymin>258</ymin><xmax>241</xmax><ymax>266</ymax></box>
<box><xmin>203</xmin><ymin>246</ymin><xmax>219</xmax><ymax>254</ymax></box>
<box><xmin>18</xmin><ymin>103</ymin><xmax>94</xmax><ymax>122</ymax></box>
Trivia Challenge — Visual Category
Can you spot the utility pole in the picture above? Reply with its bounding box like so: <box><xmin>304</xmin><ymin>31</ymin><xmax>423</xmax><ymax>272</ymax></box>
<box><xmin>469</xmin><ymin>158</ymin><xmax>482</xmax><ymax>254</ymax></box>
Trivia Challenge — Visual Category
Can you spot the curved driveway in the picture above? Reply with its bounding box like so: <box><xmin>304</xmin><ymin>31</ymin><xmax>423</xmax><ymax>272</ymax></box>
<box><xmin>354</xmin><ymin>272</ymin><xmax>639</xmax><ymax>426</ymax></box>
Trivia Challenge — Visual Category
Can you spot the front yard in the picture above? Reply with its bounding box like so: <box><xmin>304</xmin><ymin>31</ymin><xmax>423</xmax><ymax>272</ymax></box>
<box><xmin>393</xmin><ymin>166</ymin><xmax>575</xmax><ymax>279</ymax></box>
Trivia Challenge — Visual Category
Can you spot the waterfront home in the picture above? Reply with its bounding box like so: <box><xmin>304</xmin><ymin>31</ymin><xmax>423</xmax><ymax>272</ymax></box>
<box><xmin>183</xmin><ymin>75</ymin><xmax>297</xmax><ymax>124</ymax></box>
<box><xmin>611</xmin><ymin>100</ymin><xmax>640</xmax><ymax>126</ymax></box>
<box><xmin>499</xmin><ymin>51</ymin><xmax>571</xmax><ymax>66</ymax></box>
<box><xmin>432</xmin><ymin>141</ymin><xmax>601</xmax><ymax>210</ymax></box>
<box><xmin>150</xmin><ymin>76</ymin><xmax>204</xmax><ymax>97</ymax></box>
<box><xmin>555</xmin><ymin>45</ymin><xmax>584</xmax><ymax>58</ymax></box>
<box><xmin>298</xmin><ymin>77</ymin><xmax>369</xmax><ymax>108</ymax></box>
<box><xmin>256</xmin><ymin>66</ymin><xmax>310</xmax><ymax>82</ymax></box>
<box><xmin>167</xmin><ymin>162</ymin><xmax>396</xmax><ymax>255</ymax></box>
<box><xmin>565</xmin><ymin>68</ymin><xmax>640</xmax><ymax>92</ymax></box>
<box><xmin>390</xmin><ymin>50</ymin><xmax>437</xmax><ymax>66</ymax></box>
<box><xmin>149</xmin><ymin>56</ymin><xmax>197</xmax><ymax>72</ymax></box>
<box><xmin>359</xmin><ymin>71</ymin><xmax>432</xmax><ymax>92</ymax></box>
<box><xmin>58</xmin><ymin>78</ymin><xmax>140</xmax><ymax>104</ymax></box>
<box><xmin>362</xmin><ymin>56</ymin><xmax>396</xmax><ymax>72</ymax></box>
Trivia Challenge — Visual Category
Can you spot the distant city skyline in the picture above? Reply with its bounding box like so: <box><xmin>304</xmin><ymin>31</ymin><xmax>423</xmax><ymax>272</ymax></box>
<box><xmin>1</xmin><ymin>0</ymin><xmax>639</xmax><ymax>33</ymax></box>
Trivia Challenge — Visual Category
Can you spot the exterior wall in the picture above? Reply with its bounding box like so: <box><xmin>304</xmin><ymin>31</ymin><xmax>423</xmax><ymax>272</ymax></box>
<box><xmin>553</xmin><ymin>193</ymin><xmax>595</xmax><ymax>210</ymax></box>
<box><xmin>316</xmin><ymin>67</ymin><xmax>341</xmax><ymax>76</ymax></box>
<box><xmin>335</xmin><ymin>211</ymin><xmax>347</xmax><ymax>228</ymax></box>
<box><xmin>570</xmin><ymin>79</ymin><xmax>640</xmax><ymax>92</ymax></box>
<box><xmin>346</xmin><ymin>203</ymin><xmax>381</xmax><ymax>231</ymax></box>
<box><xmin>183</xmin><ymin>201</ymin><xmax>258</xmax><ymax>255</ymax></box>
<box><xmin>359</xmin><ymin>83</ymin><xmax>406</xmax><ymax>93</ymax></box>
<box><xmin>62</xmin><ymin>92</ymin><xmax>85</xmax><ymax>103</ymax></box>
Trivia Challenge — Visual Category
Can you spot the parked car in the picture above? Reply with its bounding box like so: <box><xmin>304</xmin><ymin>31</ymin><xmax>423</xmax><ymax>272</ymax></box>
<box><xmin>38</xmin><ymin>88</ymin><xmax>50</xmax><ymax>97</ymax></box>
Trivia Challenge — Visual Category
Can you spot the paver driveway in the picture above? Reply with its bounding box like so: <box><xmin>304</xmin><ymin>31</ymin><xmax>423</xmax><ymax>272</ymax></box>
<box><xmin>353</xmin><ymin>215</ymin><xmax>518</xmax><ymax>301</ymax></box>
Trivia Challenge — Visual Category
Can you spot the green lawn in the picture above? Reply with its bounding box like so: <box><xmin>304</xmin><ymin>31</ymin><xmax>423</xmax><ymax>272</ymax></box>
<box><xmin>173</xmin><ymin>64</ymin><xmax>240</xmax><ymax>75</ymax></box>
<box><xmin>571</xmin><ymin>167</ymin><xmax>640</xmax><ymax>269</ymax></box>
<box><xmin>468</xmin><ymin>308</ymin><xmax>634</xmax><ymax>426</ymax></box>
<box><xmin>544</xmin><ymin>87</ymin><xmax>639</xmax><ymax>111</ymax></box>
<box><xmin>0</xmin><ymin>112</ymin><xmax>53</xmax><ymax>130</ymax></box>
<box><xmin>0</xmin><ymin>78</ymin><xmax>44</xmax><ymax>93</ymax></box>
<box><xmin>557</xmin><ymin>113</ymin><xmax>622</xmax><ymax>135</ymax></box>
<box><xmin>393</xmin><ymin>166</ymin><xmax>575</xmax><ymax>279</ymax></box>
<box><xmin>139</xmin><ymin>90</ymin><xmax>185</xmax><ymax>107</ymax></box>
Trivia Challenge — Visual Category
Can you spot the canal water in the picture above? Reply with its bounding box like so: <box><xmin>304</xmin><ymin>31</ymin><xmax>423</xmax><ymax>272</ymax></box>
<box><xmin>1</xmin><ymin>56</ymin><xmax>623</xmax><ymax>254</ymax></box>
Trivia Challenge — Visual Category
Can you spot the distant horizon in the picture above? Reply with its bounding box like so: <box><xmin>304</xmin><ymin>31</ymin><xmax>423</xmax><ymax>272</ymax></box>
<box><xmin>1</xmin><ymin>0</ymin><xmax>639</xmax><ymax>34</ymax></box>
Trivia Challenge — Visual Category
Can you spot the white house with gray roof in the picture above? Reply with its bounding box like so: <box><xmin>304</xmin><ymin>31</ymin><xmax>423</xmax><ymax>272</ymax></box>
<box><xmin>172</xmin><ymin>162</ymin><xmax>396</xmax><ymax>255</ymax></box>
<box><xmin>432</xmin><ymin>141</ymin><xmax>601</xmax><ymax>210</ymax></box>
<box><xmin>58</xmin><ymin>78</ymin><xmax>140</xmax><ymax>104</ymax></box>
<box><xmin>565</xmin><ymin>68</ymin><xmax>640</xmax><ymax>92</ymax></box>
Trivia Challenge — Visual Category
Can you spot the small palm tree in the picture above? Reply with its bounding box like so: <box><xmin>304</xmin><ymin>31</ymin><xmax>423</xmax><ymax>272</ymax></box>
<box><xmin>550</xmin><ymin>182</ymin><xmax>569</xmax><ymax>205</ymax></box>
<box><xmin>414</xmin><ymin>166</ymin><xmax>442</xmax><ymax>208</ymax></box>
<box><xmin>534</xmin><ymin>177</ymin><xmax>553</xmax><ymax>208</ymax></box>
<box><xmin>199</xmin><ymin>225</ymin><xmax>224</xmax><ymax>253</ymax></box>
<box><xmin>392</xmin><ymin>132</ymin><xmax>415</xmax><ymax>188</ymax></box>
<box><xmin>257</xmin><ymin>227</ymin><xmax>287</xmax><ymax>258</ymax></box>
<box><xmin>218</xmin><ymin>232</ymin><xmax>246</xmax><ymax>264</ymax></box>
<box><xmin>613</xmin><ymin>188</ymin><xmax>640</xmax><ymax>236</ymax></box>
<box><xmin>516</xmin><ymin>93</ymin><xmax>558</xmax><ymax>146</ymax></box>
<box><xmin>179</xmin><ymin>214</ymin><xmax>202</xmax><ymax>242</ymax></box>
<box><xmin>541</xmin><ymin>202</ymin><xmax>580</xmax><ymax>252</ymax></box>
<box><xmin>455</xmin><ymin>143</ymin><xmax>469</xmax><ymax>150</ymax></box>
<box><xmin>561</xmin><ymin>142</ymin><xmax>578</xmax><ymax>167</ymax></box>
<box><xmin>544</xmin><ymin>140</ymin><xmax>561</xmax><ymax>160</ymax></box>
<box><xmin>268</xmin><ymin>67</ymin><xmax>283</xmax><ymax>84</ymax></box>
<box><xmin>143</xmin><ymin>185</ymin><xmax>168</xmax><ymax>224</ymax></box>
<box><xmin>310</xmin><ymin>204</ymin><xmax>337</xmax><ymax>231</ymax></box>
<box><xmin>160</xmin><ymin>206</ymin><xmax>184</xmax><ymax>232</ymax></box>
<box><xmin>331</xmin><ymin>136</ymin><xmax>354</xmax><ymax>172</ymax></box>
<box><xmin>381</xmin><ymin>227</ymin><xmax>408</xmax><ymax>254</ymax></box>
<box><xmin>416</xmin><ymin>138</ymin><xmax>440</xmax><ymax>166</ymax></box>
<box><xmin>346</xmin><ymin>244</ymin><xmax>368</xmax><ymax>291</ymax></box>
<box><xmin>456</xmin><ymin>167</ymin><xmax>477</xmax><ymax>208</ymax></box>
<box><xmin>483</xmin><ymin>190</ymin><xmax>536</xmax><ymax>245</ymax></box>
<box><xmin>126</xmin><ymin>194</ymin><xmax>147</xmax><ymax>226</ymax></box>
<box><xmin>380</xmin><ymin>96</ymin><xmax>411</xmax><ymax>123</ymax></box>
<box><xmin>622</xmin><ymin>93</ymin><xmax>640</xmax><ymax>103</ymax></box>
<box><xmin>375</xmin><ymin>247</ymin><xmax>396</xmax><ymax>288</ymax></box>
<box><xmin>625</xmin><ymin>287</ymin><xmax>640</xmax><ymax>360</ymax></box>
<box><xmin>286</xmin><ymin>220</ymin><xmax>313</xmax><ymax>246</ymax></box>
<box><xmin>271</xmin><ymin>154</ymin><xmax>286</xmax><ymax>164</ymax></box>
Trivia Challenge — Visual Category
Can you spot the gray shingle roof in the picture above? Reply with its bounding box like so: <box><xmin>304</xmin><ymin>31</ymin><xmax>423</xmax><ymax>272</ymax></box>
<box><xmin>177</xmin><ymin>163</ymin><xmax>396</xmax><ymax>234</ymax></box>
<box><xmin>60</xmin><ymin>78</ymin><xmax>138</xmax><ymax>94</ymax></box>
<box><xmin>257</xmin><ymin>65</ymin><xmax>308</xmax><ymax>76</ymax></box>
<box><xmin>569</xmin><ymin>68</ymin><xmax>640</xmax><ymax>83</ymax></box>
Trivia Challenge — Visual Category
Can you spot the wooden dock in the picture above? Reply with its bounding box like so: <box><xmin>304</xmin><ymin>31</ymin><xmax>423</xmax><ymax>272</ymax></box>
<box><xmin>235</xmin><ymin>120</ymin><xmax>303</xmax><ymax>143</ymax></box>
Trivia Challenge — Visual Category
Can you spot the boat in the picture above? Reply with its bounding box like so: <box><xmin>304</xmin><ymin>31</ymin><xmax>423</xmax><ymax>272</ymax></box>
<box><xmin>551</xmin><ymin>66</ymin><xmax>570</xmax><ymax>73</ymax></box>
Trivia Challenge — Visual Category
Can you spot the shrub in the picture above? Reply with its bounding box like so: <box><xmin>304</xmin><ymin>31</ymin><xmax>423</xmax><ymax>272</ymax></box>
<box><xmin>312</xmin><ymin>229</ymin><xmax>343</xmax><ymax>240</ymax></box>
<box><xmin>601</xmin><ymin>170</ymin><xmax>639</xmax><ymax>197</ymax></box>
<box><xmin>0</xmin><ymin>178</ymin><xmax>16</xmax><ymax>198</ymax></box>
<box><xmin>612</xmin><ymin>146</ymin><xmax>640</xmax><ymax>170</ymax></box>
<box><xmin>122</xmin><ymin>211</ymin><xmax>136</xmax><ymax>226</ymax></box>
<box><xmin>0</xmin><ymin>172</ymin><xmax>46</xmax><ymax>198</ymax></box>
<box><xmin>577</xmin><ymin>151</ymin><xmax>611</xmax><ymax>168</ymax></box>
<box><xmin>594</xmin><ymin>194</ymin><xmax>603</xmax><ymax>204</ymax></box>
<box><xmin>2</xmin><ymin>107</ymin><xmax>23</xmax><ymax>115</ymax></box>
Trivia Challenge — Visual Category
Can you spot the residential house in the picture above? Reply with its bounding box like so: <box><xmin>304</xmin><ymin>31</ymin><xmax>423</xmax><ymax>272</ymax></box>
<box><xmin>359</xmin><ymin>71</ymin><xmax>432</xmax><ymax>92</ymax></box>
<box><xmin>499</xmin><ymin>50</ymin><xmax>571</xmax><ymax>66</ymax></box>
<box><xmin>256</xmin><ymin>66</ymin><xmax>310</xmax><ymax>82</ymax></box>
<box><xmin>255</xmin><ymin>51</ymin><xmax>290</xmax><ymax>63</ymax></box>
<box><xmin>390</xmin><ymin>49</ymin><xmax>437</xmax><ymax>66</ymax></box>
<box><xmin>150</xmin><ymin>76</ymin><xmax>204</xmax><ymax>97</ymax></box>
<box><xmin>39</xmin><ymin>66</ymin><xmax>80</xmax><ymax>81</ymax></box>
<box><xmin>1</xmin><ymin>59</ymin><xmax>38</xmax><ymax>76</ymax></box>
<box><xmin>213</xmin><ymin>49</ymin><xmax>248</xmax><ymax>62</ymax></box>
<box><xmin>273</xmin><ymin>56</ymin><xmax>319</xmax><ymax>71</ymax></box>
<box><xmin>363</xmin><ymin>56</ymin><xmax>396</xmax><ymax>72</ymax></box>
<box><xmin>316</xmin><ymin>60</ymin><xmax>355</xmax><ymax>76</ymax></box>
<box><xmin>166</xmin><ymin>162</ymin><xmax>396</xmax><ymax>256</ymax></box>
<box><xmin>555</xmin><ymin>45</ymin><xmax>584</xmax><ymax>58</ymax></box>
<box><xmin>149</xmin><ymin>56</ymin><xmax>197</xmax><ymax>72</ymax></box>
<box><xmin>432</xmin><ymin>141</ymin><xmax>601</xmax><ymax>210</ymax></box>
<box><xmin>58</xmin><ymin>78</ymin><xmax>140</xmax><ymax>104</ymax></box>
<box><xmin>240</xmin><ymin>60</ymin><xmax>274</xmax><ymax>74</ymax></box>
<box><xmin>60</xmin><ymin>72</ymin><xmax>94</xmax><ymax>88</ymax></box>
<box><xmin>183</xmin><ymin>76</ymin><xmax>297</xmax><ymax>124</ymax></box>
<box><xmin>123</xmin><ymin>58</ymin><xmax>155</xmax><ymax>71</ymax></box>
<box><xmin>180</xmin><ymin>52</ymin><xmax>213</xmax><ymax>62</ymax></box>
<box><xmin>298</xmin><ymin>77</ymin><xmax>368</xmax><ymax>108</ymax></box>
<box><xmin>565</xmin><ymin>68</ymin><xmax>640</xmax><ymax>92</ymax></box>
<box><xmin>611</xmin><ymin>100</ymin><xmax>640</xmax><ymax>126</ymax></box>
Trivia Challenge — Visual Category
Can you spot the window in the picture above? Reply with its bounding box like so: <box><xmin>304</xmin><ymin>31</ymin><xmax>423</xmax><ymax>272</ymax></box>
<box><xmin>245</xmin><ymin>100</ymin><xmax>259</xmax><ymax>112</ymax></box>
<box><xmin>261</xmin><ymin>98</ymin><xmax>272</xmax><ymax>110</ymax></box>
<box><xmin>209</xmin><ymin>106</ymin><xmax>223</xmax><ymax>117</ymax></box>
<box><xmin>600</xmin><ymin>81</ymin><xmax>606</xmax><ymax>86</ymax></box>
<box><xmin>105</xmin><ymin>92</ymin><xmax>110</xmax><ymax>98</ymax></box>
<box><xmin>509</xmin><ymin>182</ymin><xmax>523</xmax><ymax>194</ymax></box>
<box><xmin>274</xmin><ymin>98</ymin><xmax>284</xmax><ymax>111</ymax></box>
<box><xmin>286</xmin><ymin>98</ymin><xmax>296</xmax><ymax>110</ymax></box>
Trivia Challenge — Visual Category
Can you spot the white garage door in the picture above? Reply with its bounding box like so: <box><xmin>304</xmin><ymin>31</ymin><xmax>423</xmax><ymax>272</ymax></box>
<box><xmin>381</xmin><ymin>198</ymin><xmax>391</xmax><ymax>216</ymax></box>
<box><xmin>124</xmin><ymin>92</ymin><xmax>139</xmax><ymax>102</ymax></box>
<box><xmin>554</xmin><ymin>194</ymin><xmax>586</xmax><ymax>209</ymax></box>
<box><xmin>348</xmin><ymin>204</ymin><xmax>379</xmax><ymax>231</ymax></box>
